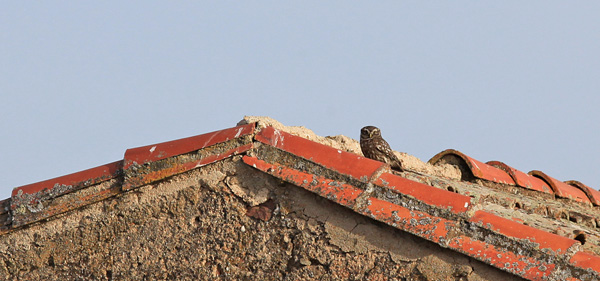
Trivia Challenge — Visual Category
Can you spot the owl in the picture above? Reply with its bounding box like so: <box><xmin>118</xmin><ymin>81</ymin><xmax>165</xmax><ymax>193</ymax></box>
<box><xmin>360</xmin><ymin>126</ymin><xmax>404</xmax><ymax>172</ymax></box>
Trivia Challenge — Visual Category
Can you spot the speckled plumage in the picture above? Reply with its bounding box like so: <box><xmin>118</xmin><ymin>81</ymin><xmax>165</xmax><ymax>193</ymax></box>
<box><xmin>360</xmin><ymin>126</ymin><xmax>403</xmax><ymax>172</ymax></box>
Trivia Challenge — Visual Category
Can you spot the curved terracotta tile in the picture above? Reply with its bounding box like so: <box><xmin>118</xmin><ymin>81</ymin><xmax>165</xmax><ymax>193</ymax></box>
<box><xmin>428</xmin><ymin>149</ymin><xmax>515</xmax><ymax>185</ymax></box>
<box><xmin>486</xmin><ymin>161</ymin><xmax>553</xmax><ymax>194</ymax></box>
<box><xmin>529</xmin><ymin>171</ymin><xmax>592</xmax><ymax>204</ymax></box>
<box><xmin>565</xmin><ymin>180</ymin><xmax>600</xmax><ymax>206</ymax></box>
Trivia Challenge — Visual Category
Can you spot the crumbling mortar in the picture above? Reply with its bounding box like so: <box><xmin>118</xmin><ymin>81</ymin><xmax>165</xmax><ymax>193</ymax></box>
<box><xmin>352</xmin><ymin>183</ymin><xmax>375</xmax><ymax>213</ymax></box>
<box><xmin>548</xmin><ymin>265</ymin><xmax>600</xmax><ymax>281</ymax></box>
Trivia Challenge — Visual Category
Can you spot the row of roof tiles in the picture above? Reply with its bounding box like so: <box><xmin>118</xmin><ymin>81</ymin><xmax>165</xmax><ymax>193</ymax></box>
<box><xmin>248</xmin><ymin>126</ymin><xmax>600</xmax><ymax>280</ymax></box>
<box><xmin>429</xmin><ymin>149</ymin><xmax>600</xmax><ymax>205</ymax></box>
<box><xmin>3</xmin><ymin>122</ymin><xmax>600</xmax><ymax>280</ymax></box>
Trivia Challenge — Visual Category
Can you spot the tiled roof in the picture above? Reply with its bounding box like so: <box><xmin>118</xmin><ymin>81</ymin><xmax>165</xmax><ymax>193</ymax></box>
<box><xmin>3</xmin><ymin>120</ymin><xmax>600</xmax><ymax>280</ymax></box>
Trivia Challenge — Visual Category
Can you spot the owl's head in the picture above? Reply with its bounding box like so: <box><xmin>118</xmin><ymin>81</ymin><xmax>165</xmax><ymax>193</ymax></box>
<box><xmin>360</xmin><ymin>126</ymin><xmax>381</xmax><ymax>139</ymax></box>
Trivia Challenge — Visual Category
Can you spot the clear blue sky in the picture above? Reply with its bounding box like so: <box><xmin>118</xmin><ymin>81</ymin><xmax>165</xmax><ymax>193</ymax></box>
<box><xmin>2</xmin><ymin>2</ymin><xmax>599</xmax><ymax>199</ymax></box>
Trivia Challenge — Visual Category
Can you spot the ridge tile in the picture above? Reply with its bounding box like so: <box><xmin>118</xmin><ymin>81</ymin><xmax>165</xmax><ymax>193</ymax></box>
<box><xmin>529</xmin><ymin>171</ymin><xmax>592</xmax><ymax>204</ymax></box>
<box><xmin>486</xmin><ymin>161</ymin><xmax>553</xmax><ymax>194</ymax></box>
<box><xmin>429</xmin><ymin>149</ymin><xmax>515</xmax><ymax>185</ymax></box>
<box><xmin>565</xmin><ymin>180</ymin><xmax>600</xmax><ymax>206</ymax></box>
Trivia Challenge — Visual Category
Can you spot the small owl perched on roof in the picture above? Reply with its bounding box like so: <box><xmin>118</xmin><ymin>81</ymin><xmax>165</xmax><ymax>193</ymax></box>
<box><xmin>360</xmin><ymin>126</ymin><xmax>404</xmax><ymax>172</ymax></box>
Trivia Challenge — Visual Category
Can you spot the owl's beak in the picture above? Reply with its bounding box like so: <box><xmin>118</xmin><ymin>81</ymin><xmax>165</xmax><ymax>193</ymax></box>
<box><xmin>369</xmin><ymin>131</ymin><xmax>374</xmax><ymax>138</ymax></box>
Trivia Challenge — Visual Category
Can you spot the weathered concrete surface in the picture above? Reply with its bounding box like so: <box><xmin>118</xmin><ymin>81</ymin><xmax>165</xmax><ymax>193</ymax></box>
<box><xmin>0</xmin><ymin>157</ymin><xmax>522</xmax><ymax>280</ymax></box>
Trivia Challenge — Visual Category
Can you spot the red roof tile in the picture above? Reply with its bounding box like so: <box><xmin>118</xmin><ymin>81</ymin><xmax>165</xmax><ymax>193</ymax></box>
<box><xmin>362</xmin><ymin>197</ymin><xmax>457</xmax><ymax>244</ymax></box>
<box><xmin>123</xmin><ymin>143</ymin><xmax>253</xmax><ymax>190</ymax></box>
<box><xmin>570</xmin><ymin>251</ymin><xmax>600</xmax><ymax>273</ymax></box>
<box><xmin>447</xmin><ymin>235</ymin><xmax>556</xmax><ymax>279</ymax></box>
<box><xmin>428</xmin><ymin>149</ymin><xmax>515</xmax><ymax>185</ymax></box>
<box><xmin>255</xmin><ymin>126</ymin><xmax>386</xmax><ymax>182</ymax></box>
<box><xmin>565</xmin><ymin>180</ymin><xmax>600</xmax><ymax>206</ymax></box>
<box><xmin>122</xmin><ymin>123</ymin><xmax>255</xmax><ymax>190</ymax></box>
<box><xmin>374</xmin><ymin>172</ymin><xmax>471</xmax><ymax>214</ymax></box>
<box><xmin>10</xmin><ymin>160</ymin><xmax>123</xmax><ymax>227</ymax></box>
<box><xmin>123</xmin><ymin>123</ymin><xmax>255</xmax><ymax>169</ymax></box>
<box><xmin>469</xmin><ymin>210</ymin><xmax>578</xmax><ymax>254</ymax></box>
<box><xmin>529</xmin><ymin>170</ymin><xmax>592</xmax><ymax>204</ymax></box>
<box><xmin>12</xmin><ymin>160</ymin><xmax>122</xmax><ymax>198</ymax></box>
<box><xmin>242</xmin><ymin>156</ymin><xmax>363</xmax><ymax>208</ymax></box>
<box><xmin>486</xmin><ymin>161</ymin><xmax>553</xmax><ymax>194</ymax></box>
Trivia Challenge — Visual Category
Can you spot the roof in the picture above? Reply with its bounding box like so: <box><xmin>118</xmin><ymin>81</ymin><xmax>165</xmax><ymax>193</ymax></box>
<box><xmin>2</xmin><ymin>116</ymin><xmax>600</xmax><ymax>280</ymax></box>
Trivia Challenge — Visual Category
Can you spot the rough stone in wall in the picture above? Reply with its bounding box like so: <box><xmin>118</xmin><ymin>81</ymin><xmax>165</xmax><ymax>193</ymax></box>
<box><xmin>238</xmin><ymin>116</ymin><xmax>462</xmax><ymax>180</ymax></box>
<box><xmin>0</xmin><ymin>157</ymin><xmax>521</xmax><ymax>280</ymax></box>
